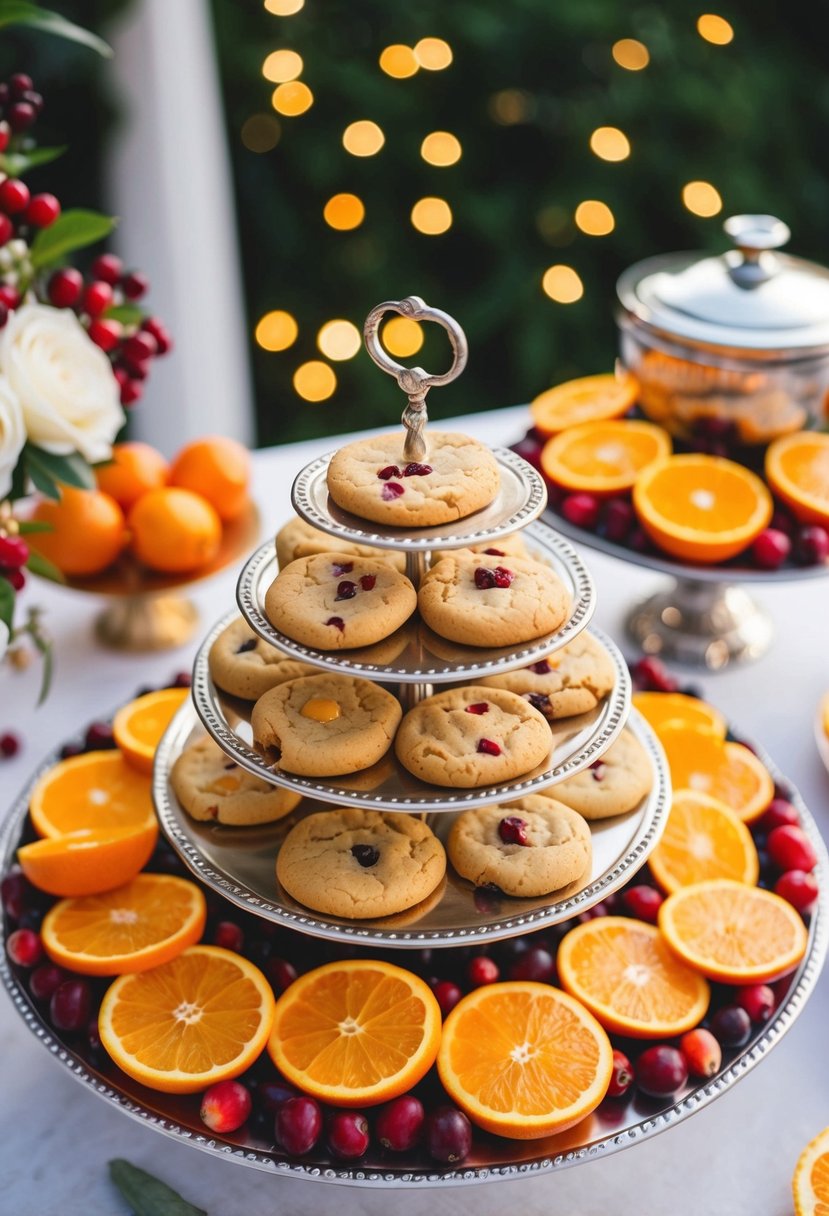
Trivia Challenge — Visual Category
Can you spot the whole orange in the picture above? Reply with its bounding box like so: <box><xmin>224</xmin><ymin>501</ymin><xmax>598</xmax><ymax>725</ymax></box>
<box><xmin>129</xmin><ymin>487</ymin><xmax>222</xmax><ymax>574</ymax></box>
<box><xmin>169</xmin><ymin>435</ymin><xmax>251</xmax><ymax>522</ymax></box>
<box><xmin>96</xmin><ymin>442</ymin><xmax>169</xmax><ymax>511</ymax></box>
<box><xmin>29</xmin><ymin>487</ymin><xmax>127</xmax><ymax>577</ymax></box>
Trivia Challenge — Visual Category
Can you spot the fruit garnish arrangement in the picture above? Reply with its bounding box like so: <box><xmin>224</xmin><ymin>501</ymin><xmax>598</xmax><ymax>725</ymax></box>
<box><xmin>512</xmin><ymin>373</ymin><xmax>829</xmax><ymax>572</ymax></box>
<box><xmin>1</xmin><ymin>656</ymin><xmax>821</xmax><ymax>1172</ymax></box>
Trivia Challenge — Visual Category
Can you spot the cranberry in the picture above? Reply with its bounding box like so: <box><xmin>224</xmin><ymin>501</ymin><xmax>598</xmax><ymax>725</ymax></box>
<box><xmin>633</xmin><ymin>655</ymin><xmax>679</xmax><ymax>693</ymax></box>
<box><xmin>25</xmin><ymin>193</ymin><xmax>60</xmax><ymax>228</ymax></box>
<box><xmin>775</xmin><ymin>869</ymin><xmax>819</xmax><ymax>913</ymax></box>
<box><xmin>679</xmin><ymin>1028</ymin><xmax>722</xmax><ymax>1078</ymax></box>
<box><xmin>255</xmin><ymin>1079</ymin><xmax>298</xmax><ymax>1112</ymax></box>
<box><xmin>561</xmin><ymin>492</ymin><xmax>601</xmax><ymax>531</ymax></box>
<box><xmin>87</xmin><ymin>1019</ymin><xmax>103</xmax><ymax>1055</ymax></box>
<box><xmin>751</xmin><ymin>528</ymin><xmax>791</xmax><ymax>571</ymax></box>
<box><xmin>511</xmin><ymin>434</ymin><xmax>544</xmax><ymax>471</ymax></box>
<box><xmin>606</xmin><ymin>1049</ymin><xmax>634</xmax><ymax>1098</ymax></box>
<box><xmin>200</xmin><ymin>1079</ymin><xmax>252</xmax><ymax>1133</ymax></box>
<box><xmin>266</xmin><ymin>957</ymin><xmax>298</xmax><ymax>993</ymax></box>
<box><xmin>0</xmin><ymin>214</ymin><xmax>11</xmax><ymax>246</ymax></box>
<box><xmin>0</xmin><ymin>177</ymin><xmax>29</xmax><ymax>214</ymax></box>
<box><xmin>325</xmin><ymin>616</ymin><xmax>345</xmax><ymax>632</ymax></box>
<box><xmin>0</xmin><ymin>284</ymin><xmax>19</xmax><ymax>310</ymax></box>
<box><xmin>381</xmin><ymin>482</ymin><xmax>405</xmax><ymax>500</ymax></box>
<box><xmin>276</xmin><ymin>1096</ymin><xmax>322</xmax><ymax>1155</ymax></box>
<box><xmin>9</xmin><ymin>73</ymin><xmax>34</xmax><ymax>97</ymax></box>
<box><xmin>403</xmin><ymin>462</ymin><xmax>432</xmax><ymax>477</ymax></box>
<box><xmin>0</xmin><ymin>121</ymin><xmax>8</xmax><ymax>154</ymax></box>
<box><xmin>376</xmin><ymin>1095</ymin><xmax>425</xmax><ymax>1151</ymax></box>
<box><xmin>377</xmin><ymin>465</ymin><xmax>402</xmax><ymax>480</ymax></box>
<box><xmin>123</xmin><ymin>331</ymin><xmax>158</xmax><ymax>363</ymax></box>
<box><xmin>483</xmin><ymin>548</ymin><xmax>506</xmax><ymax>556</ymax></box>
<box><xmin>466</xmin><ymin>955</ymin><xmax>499</xmax><ymax>986</ymax></box>
<box><xmin>142</xmin><ymin>317</ymin><xmax>172</xmax><ymax>354</ymax></box>
<box><xmin>465</xmin><ymin>702</ymin><xmax>490</xmax><ymax>715</ymax></box>
<box><xmin>767</xmin><ymin>825</ymin><xmax>817</xmax><ymax>873</ymax></box>
<box><xmin>0</xmin><ymin>731</ymin><xmax>20</xmax><ymax>758</ymax></box>
<box><xmin>29</xmin><ymin>964</ymin><xmax>66</xmax><ymax>1002</ymax></box>
<box><xmin>328</xmin><ymin>1110</ymin><xmax>369</xmax><ymax>1160</ymax></box>
<box><xmin>526</xmin><ymin>693</ymin><xmax>551</xmax><ymax>714</ymax></box>
<box><xmin>121</xmin><ymin>270</ymin><xmax>149</xmax><ymax>300</ymax></box>
<box><xmin>82</xmin><ymin>280</ymin><xmax>114</xmax><ymax>317</ymax></box>
<box><xmin>84</xmin><ymin>721</ymin><xmax>116</xmax><ymax>750</ymax></box>
<box><xmin>628</xmin><ymin>526</ymin><xmax>653</xmax><ymax>553</ymax></box>
<box><xmin>529</xmin><ymin>659</ymin><xmax>551</xmax><ymax>674</ymax></box>
<box><xmin>350</xmin><ymin>844</ymin><xmax>380</xmax><ymax>867</ymax></box>
<box><xmin>48</xmin><ymin>267</ymin><xmax>83</xmax><ymax>308</ymax></box>
<box><xmin>359</xmin><ymin>574</ymin><xmax>376</xmax><ymax>591</ymax></box>
<box><xmin>213</xmin><ymin>921</ymin><xmax>244</xmax><ymax>953</ymax></box>
<box><xmin>1</xmin><ymin>869</ymin><xmax>28</xmax><ymax>919</ymax></box>
<box><xmin>121</xmin><ymin>379</ymin><xmax>143</xmax><ymax>407</ymax></box>
<box><xmin>636</xmin><ymin>1045</ymin><xmax>688</xmax><ymax>1097</ymax></box>
<box><xmin>736</xmin><ymin>983</ymin><xmax>776</xmax><ymax>1023</ymax></box>
<box><xmin>760</xmin><ymin>799</ymin><xmax>799</xmax><ymax>833</ymax></box>
<box><xmin>590</xmin><ymin>761</ymin><xmax>607</xmax><ymax>781</ymax></box>
<box><xmin>91</xmin><ymin>253</ymin><xmax>123</xmax><ymax>284</ymax></box>
<box><xmin>335</xmin><ymin>580</ymin><xmax>357</xmax><ymax>600</ymax></box>
<box><xmin>622</xmin><ymin>885</ymin><xmax>664</xmax><ymax>924</ymax></box>
<box><xmin>171</xmin><ymin>670</ymin><xmax>192</xmax><ymax>689</ymax></box>
<box><xmin>473</xmin><ymin>884</ymin><xmax>503</xmax><ymax>913</ymax></box>
<box><xmin>6</xmin><ymin>927</ymin><xmax>43</xmax><ymax>967</ymax></box>
<box><xmin>87</xmin><ymin>318</ymin><xmax>121</xmax><ymax>352</ymax></box>
<box><xmin>770</xmin><ymin>509</ymin><xmax>794</xmax><ymax>536</ymax></box>
<box><xmin>331</xmin><ymin>561</ymin><xmax>353</xmax><ymax>576</ymax></box>
<box><xmin>50</xmin><ymin>979</ymin><xmax>93</xmax><ymax>1033</ymax></box>
<box><xmin>432</xmin><ymin>980</ymin><xmax>462</xmax><ymax>1016</ymax></box>
<box><xmin>425</xmin><ymin>1106</ymin><xmax>473</xmax><ymax>1166</ymax></box>
<box><xmin>498</xmin><ymin>815</ymin><xmax>528</xmax><ymax>845</ymax></box>
<box><xmin>709</xmin><ymin>1004</ymin><xmax>752</xmax><ymax>1047</ymax></box>
<box><xmin>603</xmin><ymin>497</ymin><xmax>635</xmax><ymax>543</ymax></box>
<box><xmin>477</xmin><ymin>738</ymin><xmax>502</xmax><ymax>756</ymax></box>
<box><xmin>795</xmin><ymin>525</ymin><xmax>829</xmax><ymax>566</ymax></box>
<box><xmin>474</xmin><ymin>566</ymin><xmax>495</xmax><ymax>589</ymax></box>
<box><xmin>492</xmin><ymin>565</ymin><xmax>514</xmax><ymax>588</ymax></box>
<box><xmin>509</xmin><ymin>945</ymin><xmax>555</xmax><ymax>982</ymax></box>
<box><xmin>236</xmin><ymin>638</ymin><xmax>257</xmax><ymax>655</ymax></box>
<box><xmin>2</xmin><ymin>566</ymin><xmax>25</xmax><ymax>590</ymax></box>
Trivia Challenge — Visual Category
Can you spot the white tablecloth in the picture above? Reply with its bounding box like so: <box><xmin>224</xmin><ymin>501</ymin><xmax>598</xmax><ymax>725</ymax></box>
<box><xmin>1</xmin><ymin>406</ymin><xmax>827</xmax><ymax>1215</ymax></box>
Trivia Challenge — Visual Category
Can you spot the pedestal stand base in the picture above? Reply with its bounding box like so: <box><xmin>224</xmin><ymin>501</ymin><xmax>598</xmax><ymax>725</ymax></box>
<box><xmin>94</xmin><ymin>594</ymin><xmax>200</xmax><ymax>651</ymax></box>
<box><xmin>626</xmin><ymin>579</ymin><xmax>772</xmax><ymax>669</ymax></box>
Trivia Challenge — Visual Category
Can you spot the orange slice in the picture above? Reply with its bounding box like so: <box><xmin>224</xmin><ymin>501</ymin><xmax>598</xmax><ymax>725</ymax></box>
<box><xmin>29</xmin><ymin>750</ymin><xmax>154</xmax><ymax>839</ymax></box>
<box><xmin>632</xmin><ymin>454</ymin><xmax>773</xmax><ymax>563</ymax></box>
<box><xmin>268</xmin><ymin>959</ymin><xmax>441</xmax><ymax>1107</ymax></box>
<box><xmin>793</xmin><ymin>1125</ymin><xmax>829</xmax><ymax>1216</ymax></box>
<box><xmin>659</xmin><ymin>879</ymin><xmax>808</xmax><ymax>984</ymax></box>
<box><xmin>113</xmin><ymin>688</ymin><xmax>190</xmax><ymax>774</ymax></box>
<box><xmin>766</xmin><ymin>432</ymin><xmax>829</xmax><ymax>526</ymax></box>
<box><xmin>649</xmin><ymin>790</ymin><xmax>759</xmax><ymax>894</ymax></box>
<box><xmin>99</xmin><ymin>944</ymin><xmax>274</xmax><ymax>1093</ymax></box>
<box><xmin>530</xmin><ymin>372</ymin><xmax>638</xmax><ymax>436</ymax></box>
<box><xmin>17</xmin><ymin>822</ymin><xmax>158</xmax><ymax>897</ymax></box>
<box><xmin>437</xmin><ymin>982</ymin><xmax>613</xmax><ymax>1139</ymax></box>
<box><xmin>632</xmin><ymin>691</ymin><xmax>727</xmax><ymax>739</ymax></box>
<box><xmin>42</xmin><ymin>873</ymin><xmax>206</xmax><ymax>976</ymax></box>
<box><xmin>557</xmin><ymin>917</ymin><xmax>710</xmax><ymax>1038</ymax></box>
<box><xmin>540</xmin><ymin>419</ymin><xmax>671</xmax><ymax>495</ymax></box>
<box><xmin>657</xmin><ymin>724</ymin><xmax>774</xmax><ymax>823</ymax></box>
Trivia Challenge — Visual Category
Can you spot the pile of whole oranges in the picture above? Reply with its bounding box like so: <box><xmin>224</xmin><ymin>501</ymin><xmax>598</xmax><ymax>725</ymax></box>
<box><xmin>29</xmin><ymin>437</ymin><xmax>251</xmax><ymax>577</ymax></box>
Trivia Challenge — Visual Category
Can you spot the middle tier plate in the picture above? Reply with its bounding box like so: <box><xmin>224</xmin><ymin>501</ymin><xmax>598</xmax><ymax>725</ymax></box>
<box><xmin>191</xmin><ymin>613</ymin><xmax>632</xmax><ymax>811</ymax></box>
<box><xmin>236</xmin><ymin>518</ymin><xmax>595</xmax><ymax>683</ymax></box>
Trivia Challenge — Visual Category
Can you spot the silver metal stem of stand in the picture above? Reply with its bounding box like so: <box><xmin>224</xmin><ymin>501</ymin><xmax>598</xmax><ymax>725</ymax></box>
<box><xmin>626</xmin><ymin>577</ymin><xmax>773</xmax><ymax>668</ymax></box>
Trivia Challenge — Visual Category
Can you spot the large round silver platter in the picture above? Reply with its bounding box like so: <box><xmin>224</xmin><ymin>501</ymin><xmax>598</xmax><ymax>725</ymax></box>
<box><xmin>191</xmin><ymin>618</ymin><xmax>631</xmax><ymax>811</ymax></box>
<box><xmin>292</xmin><ymin>446</ymin><xmax>546</xmax><ymax>551</ymax></box>
<box><xmin>154</xmin><ymin>705</ymin><xmax>669</xmax><ymax>946</ymax></box>
<box><xmin>236</xmin><ymin>520</ymin><xmax>595</xmax><ymax>683</ymax></box>
<box><xmin>1</xmin><ymin>727</ymin><xmax>825</xmax><ymax>1186</ymax></box>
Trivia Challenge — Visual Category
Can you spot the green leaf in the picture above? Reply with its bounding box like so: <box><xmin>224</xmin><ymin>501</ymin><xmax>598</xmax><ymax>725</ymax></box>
<box><xmin>30</xmin><ymin>209</ymin><xmax>117</xmax><ymax>270</ymax></box>
<box><xmin>0</xmin><ymin>578</ymin><xmax>14</xmax><ymax>632</ymax></box>
<box><xmin>29</xmin><ymin>622</ymin><xmax>53</xmax><ymax>706</ymax></box>
<box><xmin>25</xmin><ymin>550</ymin><xmax>64</xmax><ymax>584</ymax></box>
<box><xmin>0</xmin><ymin>145</ymin><xmax>66</xmax><ymax>177</ymax></box>
<box><xmin>9</xmin><ymin>452</ymin><xmax>26</xmax><ymax>502</ymax></box>
<box><xmin>0</xmin><ymin>3</ymin><xmax>112</xmax><ymax>57</ymax></box>
<box><xmin>108</xmin><ymin>1159</ymin><xmax>208</xmax><ymax>1216</ymax></box>
<box><xmin>17</xmin><ymin>519</ymin><xmax>53</xmax><ymax>534</ymax></box>
<box><xmin>25</xmin><ymin>458</ymin><xmax>60</xmax><ymax>501</ymax></box>
<box><xmin>26</xmin><ymin>446</ymin><xmax>95</xmax><ymax>492</ymax></box>
<box><xmin>104</xmin><ymin>304</ymin><xmax>145</xmax><ymax>326</ymax></box>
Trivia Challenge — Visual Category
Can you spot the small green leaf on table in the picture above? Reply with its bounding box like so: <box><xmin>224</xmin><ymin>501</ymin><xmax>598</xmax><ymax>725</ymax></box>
<box><xmin>30</xmin><ymin>209</ymin><xmax>117</xmax><ymax>270</ymax></box>
<box><xmin>0</xmin><ymin>2</ymin><xmax>113</xmax><ymax>56</ymax></box>
<box><xmin>108</xmin><ymin>1159</ymin><xmax>208</xmax><ymax>1216</ymax></box>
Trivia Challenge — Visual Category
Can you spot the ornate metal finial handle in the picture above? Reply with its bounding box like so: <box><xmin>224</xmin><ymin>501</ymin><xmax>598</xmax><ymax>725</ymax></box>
<box><xmin>724</xmin><ymin>214</ymin><xmax>791</xmax><ymax>289</ymax></box>
<box><xmin>363</xmin><ymin>296</ymin><xmax>468</xmax><ymax>461</ymax></box>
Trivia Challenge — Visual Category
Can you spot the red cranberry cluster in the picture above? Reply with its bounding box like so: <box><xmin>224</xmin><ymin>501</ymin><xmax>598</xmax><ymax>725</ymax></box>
<box><xmin>0</xmin><ymin>73</ymin><xmax>43</xmax><ymax>142</ymax></box>
<box><xmin>0</xmin><ymin>531</ymin><xmax>28</xmax><ymax>592</ymax></box>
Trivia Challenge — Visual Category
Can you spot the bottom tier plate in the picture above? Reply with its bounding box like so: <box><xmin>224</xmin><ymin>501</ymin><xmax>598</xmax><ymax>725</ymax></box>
<box><xmin>154</xmin><ymin>703</ymin><xmax>670</xmax><ymax>945</ymax></box>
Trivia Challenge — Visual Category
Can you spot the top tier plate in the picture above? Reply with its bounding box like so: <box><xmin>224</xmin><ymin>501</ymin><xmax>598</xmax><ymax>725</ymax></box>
<box><xmin>291</xmin><ymin>445</ymin><xmax>546</xmax><ymax>551</ymax></box>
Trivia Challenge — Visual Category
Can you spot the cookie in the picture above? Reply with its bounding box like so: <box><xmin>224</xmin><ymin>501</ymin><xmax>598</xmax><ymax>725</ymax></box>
<box><xmin>251</xmin><ymin>673</ymin><xmax>401</xmax><ymax>776</ymax></box>
<box><xmin>209</xmin><ymin>617</ymin><xmax>315</xmax><ymax>700</ymax></box>
<box><xmin>417</xmin><ymin>553</ymin><xmax>570</xmax><ymax>648</ymax></box>
<box><xmin>170</xmin><ymin>736</ymin><xmax>301</xmax><ymax>826</ymax></box>
<box><xmin>264</xmin><ymin>553</ymin><xmax>417</xmax><ymax>651</ymax></box>
<box><xmin>470</xmin><ymin>632</ymin><xmax>616</xmax><ymax>720</ymax></box>
<box><xmin>394</xmin><ymin>686</ymin><xmax>550</xmax><ymax>788</ymax></box>
<box><xmin>276</xmin><ymin>808</ymin><xmax>446</xmax><ymax>919</ymax></box>
<box><xmin>430</xmin><ymin>532</ymin><xmax>528</xmax><ymax>565</ymax></box>
<box><xmin>447</xmin><ymin>795</ymin><xmax>592</xmax><ymax>897</ymax></box>
<box><xmin>275</xmin><ymin>516</ymin><xmax>406</xmax><ymax>572</ymax></box>
<box><xmin>326</xmin><ymin>431</ymin><xmax>501</xmax><ymax>527</ymax></box>
<box><xmin>550</xmin><ymin>728</ymin><xmax>653</xmax><ymax>820</ymax></box>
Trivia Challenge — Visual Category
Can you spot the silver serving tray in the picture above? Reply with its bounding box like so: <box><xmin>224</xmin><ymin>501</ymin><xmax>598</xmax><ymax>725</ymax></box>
<box><xmin>236</xmin><ymin>519</ymin><xmax>595</xmax><ymax>683</ymax></box>
<box><xmin>190</xmin><ymin>617</ymin><xmax>631</xmax><ymax>810</ymax></box>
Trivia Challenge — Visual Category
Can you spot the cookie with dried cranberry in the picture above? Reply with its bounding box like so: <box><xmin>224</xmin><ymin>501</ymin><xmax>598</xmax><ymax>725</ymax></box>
<box><xmin>264</xmin><ymin>553</ymin><xmax>417</xmax><ymax>651</ymax></box>
<box><xmin>171</xmin><ymin>736</ymin><xmax>301</xmax><ymax>826</ymax></box>
<box><xmin>326</xmin><ymin>431</ymin><xmax>500</xmax><ymax>527</ymax></box>
<box><xmin>417</xmin><ymin>552</ymin><xmax>570</xmax><ymax>648</ymax></box>
<box><xmin>277</xmin><ymin>808</ymin><xmax>446</xmax><ymax>918</ymax></box>
<box><xmin>470</xmin><ymin>632</ymin><xmax>616</xmax><ymax>720</ymax></box>
<box><xmin>275</xmin><ymin>516</ymin><xmax>406</xmax><ymax>572</ymax></box>
<box><xmin>550</xmin><ymin>728</ymin><xmax>652</xmax><ymax>820</ymax></box>
<box><xmin>394</xmin><ymin>686</ymin><xmax>550</xmax><ymax>788</ymax></box>
<box><xmin>208</xmin><ymin>617</ymin><xmax>314</xmax><ymax>700</ymax></box>
<box><xmin>447</xmin><ymin>795</ymin><xmax>592</xmax><ymax>897</ymax></box>
<box><xmin>430</xmin><ymin>532</ymin><xmax>528</xmax><ymax>565</ymax></box>
<box><xmin>251</xmin><ymin>673</ymin><xmax>401</xmax><ymax>776</ymax></box>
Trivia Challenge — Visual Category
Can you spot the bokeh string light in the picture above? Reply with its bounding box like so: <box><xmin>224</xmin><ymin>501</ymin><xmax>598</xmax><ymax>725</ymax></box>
<box><xmin>382</xmin><ymin>316</ymin><xmax>424</xmax><ymax>357</ymax></box>
<box><xmin>342</xmin><ymin>120</ymin><xmax>385</xmax><ymax>157</ymax></box>
<box><xmin>612</xmin><ymin>38</ymin><xmax>650</xmax><ymax>69</ymax></box>
<box><xmin>682</xmin><ymin>180</ymin><xmax>723</xmax><ymax>216</ymax></box>
<box><xmin>323</xmin><ymin>193</ymin><xmax>365</xmax><ymax>230</ymax></box>
<box><xmin>255</xmin><ymin>310</ymin><xmax>298</xmax><ymax>351</ymax></box>
<box><xmin>420</xmin><ymin>131</ymin><xmax>462</xmax><ymax>166</ymax></box>
<box><xmin>262</xmin><ymin>49</ymin><xmax>303</xmax><ymax>82</ymax></box>
<box><xmin>264</xmin><ymin>0</ymin><xmax>304</xmax><ymax>14</ymax></box>
<box><xmin>317</xmin><ymin>319</ymin><xmax>362</xmax><ymax>361</ymax></box>
<box><xmin>574</xmin><ymin>199</ymin><xmax>615</xmax><ymax>236</ymax></box>
<box><xmin>542</xmin><ymin>265</ymin><xmax>584</xmax><ymax>304</ymax></box>
<box><xmin>413</xmin><ymin>38</ymin><xmax>453</xmax><ymax>70</ymax></box>
<box><xmin>589</xmin><ymin>126</ymin><xmax>630</xmax><ymax>162</ymax></box>
<box><xmin>294</xmin><ymin>360</ymin><xmax>337</xmax><ymax>401</ymax></box>
<box><xmin>411</xmin><ymin>197</ymin><xmax>453</xmax><ymax>235</ymax></box>
<box><xmin>272</xmin><ymin>80</ymin><xmax>313</xmax><ymax>116</ymax></box>
<box><xmin>241</xmin><ymin>114</ymin><xmax>281</xmax><ymax>152</ymax></box>
<box><xmin>379</xmin><ymin>45</ymin><xmax>419</xmax><ymax>78</ymax></box>
<box><xmin>697</xmin><ymin>14</ymin><xmax>734</xmax><ymax>44</ymax></box>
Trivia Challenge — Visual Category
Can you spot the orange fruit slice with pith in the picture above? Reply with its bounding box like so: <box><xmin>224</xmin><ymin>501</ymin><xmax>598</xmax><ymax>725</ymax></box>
<box><xmin>113</xmin><ymin>688</ymin><xmax>190</xmax><ymax>774</ymax></box>
<box><xmin>659</xmin><ymin>879</ymin><xmax>809</xmax><ymax>984</ymax></box>
<box><xmin>557</xmin><ymin>917</ymin><xmax>710</xmax><ymax>1038</ymax></box>
<box><xmin>632</xmin><ymin>691</ymin><xmax>727</xmax><ymax>739</ymax></box>
<box><xmin>530</xmin><ymin>372</ymin><xmax>638</xmax><ymax>436</ymax></box>
<box><xmin>657</xmin><ymin>723</ymin><xmax>774</xmax><ymax>823</ymax></box>
<box><xmin>766</xmin><ymin>431</ymin><xmax>829</xmax><ymax>526</ymax></box>
<box><xmin>18</xmin><ymin>823</ymin><xmax>158</xmax><ymax>898</ymax></box>
<box><xmin>437</xmin><ymin>982</ymin><xmax>613</xmax><ymax>1139</ymax></box>
<box><xmin>649</xmin><ymin>790</ymin><xmax>759</xmax><ymax>894</ymax></box>
<box><xmin>98</xmin><ymin>944</ymin><xmax>275</xmax><ymax>1093</ymax></box>
<box><xmin>29</xmin><ymin>750</ymin><xmax>155</xmax><ymax>839</ymax></box>
<box><xmin>793</xmin><ymin>1125</ymin><xmax>829</xmax><ymax>1216</ymax></box>
<box><xmin>540</xmin><ymin>419</ymin><xmax>671</xmax><ymax>495</ymax></box>
<box><xmin>268</xmin><ymin>959</ymin><xmax>441</xmax><ymax>1107</ymax></box>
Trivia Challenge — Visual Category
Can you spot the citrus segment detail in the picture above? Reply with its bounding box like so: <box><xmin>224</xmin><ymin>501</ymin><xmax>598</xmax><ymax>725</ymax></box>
<box><xmin>540</xmin><ymin>419</ymin><xmax>671</xmax><ymax>495</ymax></box>
<box><xmin>649</xmin><ymin>790</ymin><xmax>759</xmax><ymax>893</ymax></box>
<box><xmin>113</xmin><ymin>688</ymin><xmax>190</xmax><ymax>774</ymax></box>
<box><xmin>793</xmin><ymin>1125</ymin><xmax>829</xmax><ymax>1216</ymax></box>
<box><xmin>530</xmin><ymin>372</ymin><xmax>638</xmax><ymax>436</ymax></box>
<box><xmin>766</xmin><ymin>432</ymin><xmax>829</xmax><ymax>526</ymax></box>
<box><xmin>29</xmin><ymin>750</ymin><xmax>155</xmax><ymax>839</ymax></box>
<box><xmin>657</xmin><ymin>724</ymin><xmax>774</xmax><ymax>823</ymax></box>
<box><xmin>632</xmin><ymin>691</ymin><xmax>727</xmax><ymax>739</ymax></box>
<box><xmin>17</xmin><ymin>823</ymin><xmax>158</xmax><ymax>897</ymax></box>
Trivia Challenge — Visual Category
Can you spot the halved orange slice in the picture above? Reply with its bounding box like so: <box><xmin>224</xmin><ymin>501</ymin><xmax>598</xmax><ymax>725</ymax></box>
<box><xmin>540</xmin><ymin>419</ymin><xmax>671</xmax><ymax>495</ymax></box>
<box><xmin>766</xmin><ymin>431</ymin><xmax>829</xmax><ymax>526</ymax></box>
<box><xmin>793</xmin><ymin>1125</ymin><xmax>829</xmax><ymax>1216</ymax></box>
<box><xmin>557</xmin><ymin>917</ymin><xmax>710</xmax><ymax>1038</ymax></box>
<box><xmin>99</xmin><ymin>945</ymin><xmax>274</xmax><ymax>1093</ymax></box>
<box><xmin>268</xmin><ymin>959</ymin><xmax>441</xmax><ymax>1107</ymax></box>
<box><xmin>29</xmin><ymin>750</ymin><xmax>154</xmax><ymax>839</ymax></box>
<box><xmin>649</xmin><ymin>790</ymin><xmax>759</xmax><ymax>894</ymax></box>
<box><xmin>18</xmin><ymin>822</ymin><xmax>158</xmax><ymax>898</ymax></box>
<box><xmin>530</xmin><ymin>372</ymin><xmax>638</xmax><ymax>436</ymax></box>
<box><xmin>632</xmin><ymin>454</ymin><xmax>772</xmax><ymax>563</ymax></box>
<box><xmin>657</xmin><ymin>724</ymin><xmax>774</xmax><ymax>823</ymax></box>
<box><xmin>437</xmin><ymin>982</ymin><xmax>613</xmax><ymax>1139</ymax></box>
<box><xmin>659</xmin><ymin>879</ymin><xmax>809</xmax><ymax>984</ymax></box>
<box><xmin>113</xmin><ymin>688</ymin><xmax>190</xmax><ymax>774</ymax></box>
<box><xmin>632</xmin><ymin>691</ymin><xmax>727</xmax><ymax>739</ymax></box>
<box><xmin>42</xmin><ymin>873</ymin><xmax>206</xmax><ymax>975</ymax></box>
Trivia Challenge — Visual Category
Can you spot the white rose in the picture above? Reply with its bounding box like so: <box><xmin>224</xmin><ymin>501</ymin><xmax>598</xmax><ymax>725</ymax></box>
<box><xmin>0</xmin><ymin>303</ymin><xmax>125</xmax><ymax>464</ymax></box>
<box><xmin>0</xmin><ymin>374</ymin><xmax>25</xmax><ymax>500</ymax></box>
